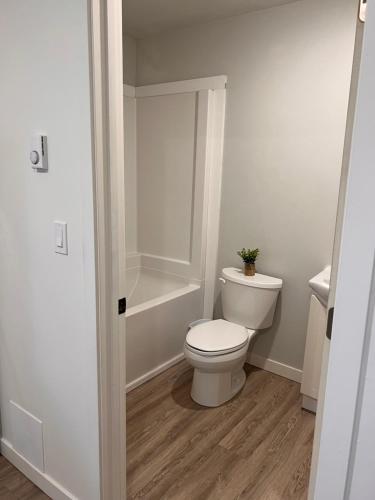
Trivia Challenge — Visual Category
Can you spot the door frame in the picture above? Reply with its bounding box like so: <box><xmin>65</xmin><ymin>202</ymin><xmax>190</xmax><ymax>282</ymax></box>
<box><xmin>89</xmin><ymin>1</ymin><xmax>127</xmax><ymax>499</ymax></box>
<box><xmin>88</xmin><ymin>1</ymin><xmax>375</xmax><ymax>498</ymax></box>
<box><xmin>307</xmin><ymin>13</ymin><xmax>365</xmax><ymax>499</ymax></box>
<box><xmin>310</xmin><ymin>2</ymin><xmax>375</xmax><ymax>498</ymax></box>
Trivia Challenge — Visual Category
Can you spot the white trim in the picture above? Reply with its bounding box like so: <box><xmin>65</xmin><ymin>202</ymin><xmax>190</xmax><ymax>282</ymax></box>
<box><xmin>140</xmin><ymin>252</ymin><xmax>190</xmax><ymax>266</ymax></box>
<box><xmin>135</xmin><ymin>75</ymin><xmax>227</xmax><ymax>98</ymax></box>
<box><xmin>203</xmin><ymin>89</ymin><xmax>226</xmax><ymax>318</ymax></box>
<box><xmin>247</xmin><ymin>352</ymin><xmax>302</xmax><ymax>383</ymax></box>
<box><xmin>126</xmin><ymin>284</ymin><xmax>200</xmax><ymax>317</ymax></box>
<box><xmin>126</xmin><ymin>351</ymin><xmax>301</xmax><ymax>393</ymax></box>
<box><xmin>126</xmin><ymin>353</ymin><xmax>185</xmax><ymax>392</ymax></box>
<box><xmin>123</xmin><ymin>83</ymin><xmax>135</xmax><ymax>98</ymax></box>
<box><xmin>1</xmin><ymin>439</ymin><xmax>76</xmax><ymax>500</ymax></box>
<box><xmin>107</xmin><ymin>0</ymin><xmax>127</xmax><ymax>496</ymax></box>
<box><xmin>89</xmin><ymin>1</ymin><xmax>126</xmax><ymax>499</ymax></box>
<box><xmin>302</xmin><ymin>395</ymin><xmax>318</xmax><ymax>413</ymax></box>
<box><xmin>190</xmin><ymin>89</ymin><xmax>210</xmax><ymax>278</ymax></box>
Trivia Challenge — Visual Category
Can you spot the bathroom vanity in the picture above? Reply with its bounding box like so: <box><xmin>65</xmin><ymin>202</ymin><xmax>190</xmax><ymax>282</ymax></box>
<box><xmin>301</xmin><ymin>267</ymin><xmax>331</xmax><ymax>413</ymax></box>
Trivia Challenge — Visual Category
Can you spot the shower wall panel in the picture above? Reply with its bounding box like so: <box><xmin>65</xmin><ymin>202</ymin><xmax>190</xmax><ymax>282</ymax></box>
<box><xmin>136</xmin><ymin>92</ymin><xmax>197</xmax><ymax>262</ymax></box>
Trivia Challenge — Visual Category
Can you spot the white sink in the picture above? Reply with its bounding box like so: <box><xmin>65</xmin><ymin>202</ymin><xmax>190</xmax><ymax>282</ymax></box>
<box><xmin>309</xmin><ymin>266</ymin><xmax>331</xmax><ymax>306</ymax></box>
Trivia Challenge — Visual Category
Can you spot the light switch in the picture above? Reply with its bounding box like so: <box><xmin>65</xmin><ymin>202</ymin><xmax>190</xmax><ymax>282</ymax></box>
<box><xmin>54</xmin><ymin>221</ymin><xmax>68</xmax><ymax>255</ymax></box>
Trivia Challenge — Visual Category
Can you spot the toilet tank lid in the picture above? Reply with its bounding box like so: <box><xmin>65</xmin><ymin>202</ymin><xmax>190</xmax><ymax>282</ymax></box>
<box><xmin>222</xmin><ymin>268</ymin><xmax>283</xmax><ymax>289</ymax></box>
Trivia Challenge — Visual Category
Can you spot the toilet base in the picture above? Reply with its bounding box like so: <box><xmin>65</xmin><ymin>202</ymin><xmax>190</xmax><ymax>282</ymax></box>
<box><xmin>191</xmin><ymin>367</ymin><xmax>246</xmax><ymax>407</ymax></box>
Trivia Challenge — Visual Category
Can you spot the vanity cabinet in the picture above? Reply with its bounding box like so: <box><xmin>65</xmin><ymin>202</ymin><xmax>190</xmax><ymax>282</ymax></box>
<box><xmin>301</xmin><ymin>294</ymin><xmax>327</xmax><ymax>413</ymax></box>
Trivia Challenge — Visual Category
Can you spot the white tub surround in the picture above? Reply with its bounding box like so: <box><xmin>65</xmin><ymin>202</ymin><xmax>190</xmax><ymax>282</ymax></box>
<box><xmin>126</xmin><ymin>267</ymin><xmax>199</xmax><ymax>314</ymax></box>
<box><xmin>125</xmin><ymin>267</ymin><xmax>202</xmax><ymax>391</ymax></box>
<box><xmin>123</xmin><ymin>76</ymin><xmax>226</xmax><ymax>307</ymax></box>
<box><xmin>124</xmin><ymin>77</ymin><xmax>226</xmax><ymax>390</ymax></box>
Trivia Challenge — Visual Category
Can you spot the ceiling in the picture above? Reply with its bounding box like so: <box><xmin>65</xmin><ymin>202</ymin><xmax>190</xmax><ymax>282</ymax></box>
<box><xmin>123</xmin><ymin>0</ymin><xmax>300</xmax><ymax>39</ymax></box>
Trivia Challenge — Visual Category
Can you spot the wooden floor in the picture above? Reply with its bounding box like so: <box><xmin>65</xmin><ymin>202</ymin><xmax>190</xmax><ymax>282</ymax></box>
<box><xmin>127</xmin><ymin>361</ymin><xmax>315</xmax><ymax>500</ymax></box>
<box><xmin>0</xmin><ymin>455</ymin><xmax>49</xmax><ymax>499</ymax></box>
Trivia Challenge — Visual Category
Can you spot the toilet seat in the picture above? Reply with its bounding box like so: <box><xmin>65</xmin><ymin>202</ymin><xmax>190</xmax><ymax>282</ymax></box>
<box><xmin>185</xmin><ymin>319</ymin><xmax>253</xmax><ymax>357</ymax></box>
<box><xmin>184</xmin><ymin>342</ymin><xmax>248</xmax><ymax>357</ymax></box>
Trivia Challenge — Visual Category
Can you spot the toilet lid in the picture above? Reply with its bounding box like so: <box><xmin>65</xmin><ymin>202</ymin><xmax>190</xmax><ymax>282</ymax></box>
<box><xmin>186</xmin><ymin>319</ymin><xmax>249</xmax><ymax>353</ymax></box>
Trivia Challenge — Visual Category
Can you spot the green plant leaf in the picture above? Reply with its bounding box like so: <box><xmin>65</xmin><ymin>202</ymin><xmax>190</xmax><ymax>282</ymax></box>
<box><xmin>237</xmin><ymin>247</ymin><xmax>259</xmax><ymax>264</ymax></box>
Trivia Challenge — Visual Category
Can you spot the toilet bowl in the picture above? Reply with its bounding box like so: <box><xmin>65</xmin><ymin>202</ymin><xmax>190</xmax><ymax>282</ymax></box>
<box><xmin>184</xmin><ymin>319</ymin><xmax>258</xmax><ymax>407</ymax></box>
<box><xmin>184</xmin><ymin>268</ymin><xmax>282</xmax><ymax>407</ymax></box>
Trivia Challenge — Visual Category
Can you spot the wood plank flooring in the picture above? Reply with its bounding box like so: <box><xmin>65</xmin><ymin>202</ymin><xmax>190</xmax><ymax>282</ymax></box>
<box><xmin>127</xmin><ymin>361</ymin><xmax>315</xmax><ymax>500</ymax></box>
<box><xmin>0</xmin><ymin>455</ymin><xmax>49</xmax><ymax>499</ymax></box>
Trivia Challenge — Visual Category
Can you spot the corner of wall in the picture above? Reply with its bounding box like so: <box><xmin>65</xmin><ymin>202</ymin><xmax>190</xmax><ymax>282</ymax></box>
<box><xmin>123</xmin><ymin>33</ymin><xmax>137</xmax><ymax>85</ymax></box>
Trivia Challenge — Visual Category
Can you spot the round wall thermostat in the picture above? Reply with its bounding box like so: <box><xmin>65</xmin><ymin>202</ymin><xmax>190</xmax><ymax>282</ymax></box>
<box><xmin>30</xmin><ymin>150</ymin><xmax>40</xmax><ymax>165</ymax></box>
<box><xmin>30</xmin><ymin>135</ymin><xmax>48</xmax><ymax>171</ymax></box>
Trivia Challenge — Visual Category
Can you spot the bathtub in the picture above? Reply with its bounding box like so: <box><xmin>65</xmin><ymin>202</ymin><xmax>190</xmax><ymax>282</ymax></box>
<box><xmin>125</xmin><ymin>267</ymin><xmax>203</xmax><ymax>391</ymax></box>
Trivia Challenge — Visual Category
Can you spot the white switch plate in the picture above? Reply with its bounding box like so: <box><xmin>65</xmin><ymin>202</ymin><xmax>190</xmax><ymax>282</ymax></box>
<box><xmin>54</xmin><ymin>221</ymin><xmax>68</xmax><ymax>255</ymax></box>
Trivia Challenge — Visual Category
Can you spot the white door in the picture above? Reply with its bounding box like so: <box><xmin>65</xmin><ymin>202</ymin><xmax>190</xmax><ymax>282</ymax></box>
<box><xmin>310</xmin><ymin>2</ymin><xmax>375</xmax><ymax>498</ymax></box>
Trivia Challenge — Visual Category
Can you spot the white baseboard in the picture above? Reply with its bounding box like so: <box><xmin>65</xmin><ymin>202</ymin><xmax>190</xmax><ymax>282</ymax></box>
<box><xmin>247</xmin><ymin>352</ymin><xmax>302</xmax><ymax>383</ymax></box>
<box><xmin>302</xmin><ymin>394</ymin><xmax>317</xmax><ymax>413</ymax></box>
<box><xmin>1</xmin><ymin>438</ymin><xmax>77</xmax><ymax>500</ymax></box>
<box><xmin>127</xmin><ymin>352</ymin><xmax>301</xmax><ymax>392</ymax></box>
<box><xmin>126</xmin><ymin>353</ymin><xmax>185</xmax><ymax>392</ymax></box>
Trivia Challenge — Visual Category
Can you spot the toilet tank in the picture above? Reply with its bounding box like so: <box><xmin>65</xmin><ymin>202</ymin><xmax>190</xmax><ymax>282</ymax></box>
<box><xmin>221</xmin><ymin>267</ymin><xmax>282</xmax><ymax>329</ymax></box>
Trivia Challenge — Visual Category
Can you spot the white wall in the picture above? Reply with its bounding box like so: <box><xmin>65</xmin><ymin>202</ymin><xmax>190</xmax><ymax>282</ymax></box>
<box><xmin>135</xmin><ymin>0</ymin><xmax>358</xmax><ymax>370</ymax></box>
<box><xmin>123</xmin><ymin>34</ymin><xmax>137</xmax><ymax>85</ymax></box>
<box><xmin>0</xmin><ymin>2</ymin><xmax>100</xmax><ymax>499</ymax></box>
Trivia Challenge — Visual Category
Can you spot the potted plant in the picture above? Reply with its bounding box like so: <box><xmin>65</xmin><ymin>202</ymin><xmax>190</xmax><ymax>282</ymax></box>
<box><xmin>237</xmin><ymin>248</ymin><xmax>259</xmax><ymax>276</ymax></box>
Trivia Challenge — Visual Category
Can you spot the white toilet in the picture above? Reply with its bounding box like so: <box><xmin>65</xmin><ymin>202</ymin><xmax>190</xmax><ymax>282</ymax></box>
<box><xmin>184</xmin><ymin>267</ymin><xmax>282</xmax><ymax>407</ymax></box>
